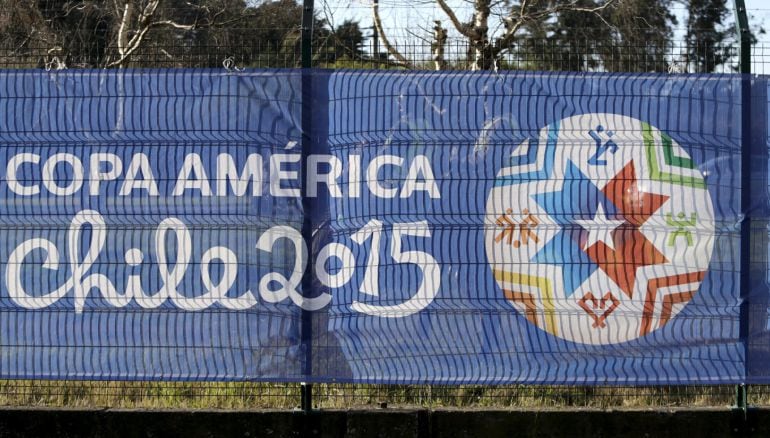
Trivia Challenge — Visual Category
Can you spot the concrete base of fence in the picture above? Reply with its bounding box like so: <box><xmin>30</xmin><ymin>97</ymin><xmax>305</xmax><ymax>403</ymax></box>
<box><xmin>0</xmin><ymin>406</ymin><xmax>764</xmax><ymax>437</ymax></box>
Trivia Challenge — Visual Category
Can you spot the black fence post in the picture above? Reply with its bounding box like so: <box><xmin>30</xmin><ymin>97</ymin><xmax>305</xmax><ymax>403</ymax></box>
<box><xmin>735</xmin><ymin>0</ymin><xmax>751</xmax><ymax>76</ymax></box>
<box><xmin>301</xmin><ymin>382</ymin><xmax>313</xmax><ymax>413</ymax></box>
<box><xmin>301</xmin><ymin>0</ymin><xmax>314</xmax><ymax>69</ymax></box>
<box><xmin>300</xmin><ymin>0</ymin><xmax>315</xmax><ymax>414</ymax></box>
<box><xmin>734</xmin><ymin>0</ymin><xmax>751</xmax><ymax>418</ymax></box>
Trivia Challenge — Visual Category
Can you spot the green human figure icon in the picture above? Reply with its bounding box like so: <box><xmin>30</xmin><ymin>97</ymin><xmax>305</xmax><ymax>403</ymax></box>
<box><xmin>665</xmin><ymin>212</ymin><xmax>697</xmax><ymax>247</ymax></box>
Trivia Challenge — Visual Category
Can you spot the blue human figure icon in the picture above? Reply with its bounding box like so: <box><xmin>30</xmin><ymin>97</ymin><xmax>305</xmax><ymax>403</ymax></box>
<box><xmin>588</xmin><ymin>125</ymin><xmax>619</xmax><ymax>165</ymax></box>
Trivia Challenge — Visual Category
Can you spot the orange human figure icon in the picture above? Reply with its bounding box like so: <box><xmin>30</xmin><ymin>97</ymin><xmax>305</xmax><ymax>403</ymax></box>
<box><xmin>495</xmin><ymin>208</ymin><xmax>540</xmax><ymax>248</ymax></box>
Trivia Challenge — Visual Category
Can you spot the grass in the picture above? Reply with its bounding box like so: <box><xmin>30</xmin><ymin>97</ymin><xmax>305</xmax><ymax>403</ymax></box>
<box><xmin>0</xmin><ymin>381</ymin><xmax>751</xmax><ymax>410</ymax></box>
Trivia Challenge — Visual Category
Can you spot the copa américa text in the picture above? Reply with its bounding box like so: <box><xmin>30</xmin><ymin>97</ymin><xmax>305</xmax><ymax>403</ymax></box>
<box><xmin>3</xmin><ymin>150</ymin><xmax>441</xmax><ymax>199</ymax></box>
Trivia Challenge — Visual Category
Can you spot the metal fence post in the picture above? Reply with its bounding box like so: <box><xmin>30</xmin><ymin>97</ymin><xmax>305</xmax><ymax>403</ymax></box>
<box><xmin>301</xmin><ymin>0</ymin><xmax>315</xmax><ymax>69</ymax></box>
<box><xmin>735</xmin><ymin>0</ymin><xmax>751</xmax><ymax>75</ymax></box>
<box><xmin>300</xmin><ymin>0</ymin><xmax>315</xmax><ymax>414</ymax></box>
<box><xmin>734</xmin><ymin>0</ymin><xmax>751</xmax><ymax>416</ymax></box>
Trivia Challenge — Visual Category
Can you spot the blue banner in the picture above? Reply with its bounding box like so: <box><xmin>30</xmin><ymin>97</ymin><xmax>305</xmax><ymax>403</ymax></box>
<box><xmin>746</xmin><ymin>77</ymin><xmax>770</xmax><ymax>384</ymax></box>
<box><xmin>0</xmin><ymin>70</ymin><xmax>305</xmax><ymax>380</ymax></box>
<box><xmin>0</xmin><ymin>69</ymin><xmax>757</xmax><ymax>384</ymax></box>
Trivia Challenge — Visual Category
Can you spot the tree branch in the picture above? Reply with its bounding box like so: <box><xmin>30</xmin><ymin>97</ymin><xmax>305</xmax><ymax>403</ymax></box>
<box><xmin>435</xmin><ymin>0</ymin><xmax>472</xmax><ymax>38</ymax></box>
<box><xmin>372</xmin><ymin>0</ymin><xmax>413</xmax><ymax>68</ymax></box>
<box><xmin>107</xmin><ymin>0</ymin><xmax>209</xmax><ymax>67</ymax></box>
<box><xmin>107</xmin><ymin>25</ymin><xmax>150</xmax><ymax>67</ymax></box>
<box><xmin>493</xmin><ymin>0</ymin><xmax>618</xmax><ymax>59</ymax></box>
<box><xmin>137</xmin><ymin>0</ymin><xmax>160</xmax><ymax>26</ymax></box>
<box><xmin>149</xmin><ymin>20</ymin><xmax>196</xmax><ymax>30</ymax></box>
<box><xmin>116</xmin><ymin>2</ymin><xmax>132</xmax><ymax>58</ymax></box>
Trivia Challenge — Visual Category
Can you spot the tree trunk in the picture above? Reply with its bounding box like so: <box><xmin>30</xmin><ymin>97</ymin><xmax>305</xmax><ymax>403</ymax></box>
<box><xmin>432</xmin><ymin>21</ymin><xmax>448</xmax><ymax>70</ymax></box>
<box><xmin>116</xmin><ymin>1</ymin><xmax>134</xmax><ymax>63</ymax></box>
<box><xmin>468</xmin><ymin>0</ymin><xmax>491</xmax><ymax>70</ymax></box>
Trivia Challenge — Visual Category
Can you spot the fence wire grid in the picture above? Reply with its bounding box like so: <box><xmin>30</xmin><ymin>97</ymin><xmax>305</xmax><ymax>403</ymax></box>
<box><xmin>0</xmin><ymin>0</ymin><xmax>767</xmax><ymax>409</ymax></box>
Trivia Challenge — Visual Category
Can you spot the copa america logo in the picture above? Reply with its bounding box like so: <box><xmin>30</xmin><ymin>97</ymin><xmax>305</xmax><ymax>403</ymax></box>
<box><xmin>485</xmin><ymin>113</ymin><xmax>714</xmax><ymax>345</ymax></box>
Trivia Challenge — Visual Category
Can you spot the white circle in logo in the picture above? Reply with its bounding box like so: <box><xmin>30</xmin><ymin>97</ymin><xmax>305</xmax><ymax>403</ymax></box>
<box><xmin>485</xmin><ymin>113</ymin><xmax>714</xmax><ymax>345</ymax></box>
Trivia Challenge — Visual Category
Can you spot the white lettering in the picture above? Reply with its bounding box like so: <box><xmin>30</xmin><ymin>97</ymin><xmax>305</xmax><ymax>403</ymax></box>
<box><xmin>173</xmin><ymin>153</ymin><xmax>212</xmax><ymax>196</ymax></box>
<box><xmin>307</xmin><ymin>154</ymin><xmax>342</xmax><ymax>197</ymax></box>
<box><xmin>6</xmin><ymin>153</ymin><xmax>40</xmax><ymax>196</ymax></box>
<box><xmin>89</xmin><ymin>153</ymin><xmax>123</xmax><ymax>196</ymax></box>
<box><xmin>269</xmin><ymin>154</ymin><xmax>301</xmax><ymax>197</ymax></box>
<box><xmin>216</xmin><ymin>153</ymin><xmax>263</xmax><ymax>197</ymax></box>
<box><xmin>348</xmin><ymin>154</ymin><xmax>361</xmax><ymax>198</ymax></box>
<box><xmin>4</xmin><ymin>152</ymin><xmax>442</xmax><ymax>199</ymax></box>
<box><xmin>42</xmin><ymin>153</ymin><xmax>84</xmax><ymax>196</ymax></box>
<box><xmin>120</xmin><ymin>153</ymin><xmax>159</xmax><ymax>196</ymax></box>
<box><xmin>366</xmin><ymin>155</ymin><xmax>403</xmax><ymax>198</ymax></box>
<box><xmin>401</xmin><ymin>155</ymin><xmax>440</xmax><ymax>199</ymax></box>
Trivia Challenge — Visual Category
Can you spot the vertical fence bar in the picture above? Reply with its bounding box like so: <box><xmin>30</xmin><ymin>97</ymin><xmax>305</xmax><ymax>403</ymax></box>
<box><xmin>735</xmin><ymin>0</ymin><xmax>751</xmax><ymax>75</ymax></box>
<box><xmin>734</xmin><ymin>0</ymin><xmax>751</xmax><ymax>415</ymax></box>
<box><xmin>300</xmin><ymin>0</ymin><xmax>315</xmax><ymax>413</ymax></box>
<box><xmin>301</xmin><ymin>0</ymin><xmax>314</xmax><ymax>69</ymax></box>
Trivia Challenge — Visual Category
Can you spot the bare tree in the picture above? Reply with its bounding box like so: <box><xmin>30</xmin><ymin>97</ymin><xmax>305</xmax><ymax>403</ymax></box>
<box><xmin>0</xmin><ymin>0</ymin><xmax>258</xmax><ymax>68</ymax></box>
<box><xmin>106</xmin><ymin>0</ymin><xmax>255</xmax><ymax>67</ymax></box>
<box><xmin>374</xmin><ymin>0</ymin><xmax>619</xmax><ymax>70</ymax></box>
<box><xmin>372</xmin><ymin>0</ymin><xmax>412</xmax><ymax>67</ymax></box>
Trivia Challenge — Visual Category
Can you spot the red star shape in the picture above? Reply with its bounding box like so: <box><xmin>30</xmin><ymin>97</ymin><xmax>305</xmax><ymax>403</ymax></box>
<box><xmin>584</xmin><ymin>161</ymin><xmax>669</xmax><ymax>298</ymax></box>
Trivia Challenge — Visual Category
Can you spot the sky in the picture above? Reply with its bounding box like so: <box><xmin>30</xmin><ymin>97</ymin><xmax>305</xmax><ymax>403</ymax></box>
<box><xmin>729</xmin><ymin>0</ymin><xmax>769</xmax><ymax>72</ymax></box>
<box><xmin>746</xmin><ymin>0</ymin><xmax>770</xmax><ymax>42</ymax></box>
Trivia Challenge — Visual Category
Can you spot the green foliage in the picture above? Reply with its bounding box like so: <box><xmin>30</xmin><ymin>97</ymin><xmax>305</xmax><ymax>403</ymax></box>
<box><xmin>606</xmin><ymin>0</ymin><xmax>677</xmax><ymax>72</ymax></box>
<box><xmin>517</xmin><ymin>0</ymin><xmax>679</xmax><ymax>73</ymax></box>
<box><xmin>518</xmin><ymin>0</ymin><xmax>613</xmax><ymax>72</ymax></box>
<box><xmin>685</xmin><ymin>0</ymin><xmax>730</xmax><ymax>72</ymax></box>
<box><xmin>510</xmin><ymin>0</ymin><xmax>745</xmax><ymax>73</ymax></box>
<box><xmin>330</xmin><ymin>20</ymin><xmax>364</xmax><ymax>61</ymax></box>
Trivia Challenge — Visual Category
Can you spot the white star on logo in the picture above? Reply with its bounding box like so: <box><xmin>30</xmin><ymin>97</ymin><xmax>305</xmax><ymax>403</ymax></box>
<box><xmin>574</xmin><ymin>203</ymin><xmax>625</xmax><ymax>250</ymax></box>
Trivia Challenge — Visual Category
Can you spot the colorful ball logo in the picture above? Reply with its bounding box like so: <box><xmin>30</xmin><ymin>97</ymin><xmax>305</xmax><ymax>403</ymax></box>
<box><xmin>485</xmin><ymin>114</ymin><xmax>714</xmax><ymax>345</ymax></box>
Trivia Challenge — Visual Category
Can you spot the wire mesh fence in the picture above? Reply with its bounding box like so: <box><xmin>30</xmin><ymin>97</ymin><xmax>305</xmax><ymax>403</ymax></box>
<box><xmin>0</xmin><ymin>1</ymin><xmax>762</xmax><ymax>73</ymax></box>
<box><xmin>0</xmin><ymin>0</ymin><xmax>766</xmax><ymax>411</ymax></box>
<box><xmin>0</xmin><ymin>36</ymin><xmax>757</xmax><ymax>73</ymax></box>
